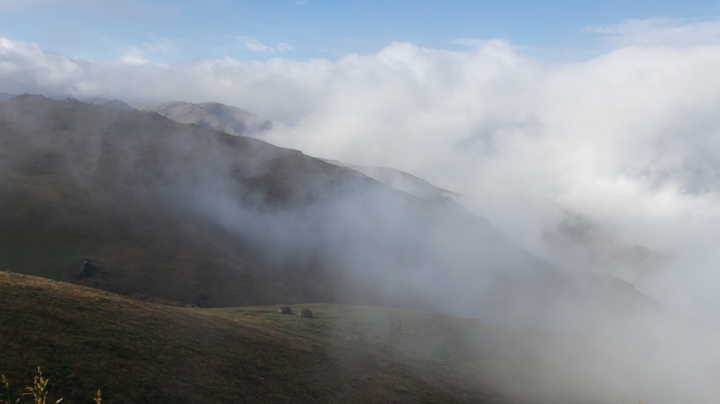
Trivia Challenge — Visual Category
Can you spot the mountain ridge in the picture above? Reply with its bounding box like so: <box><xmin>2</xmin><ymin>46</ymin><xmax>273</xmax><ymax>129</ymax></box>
<box><xmin>0</xmin><ymin>95</ymin><xmax>658</xmax><ymax>332</ymax></box>
<box><xmin>135</xmin><ymin>100</ymin><xmax>272</xmax><ymax>136</ymax></box>
<box><xmin>136</xmin><ymin>99</ymin><xmax>464</xmax><ymax>201</ymax></box>
<box><xmin>319</xmin><ymin>158</ymin><xmax>463</xmax><ymax>200</ymax></box>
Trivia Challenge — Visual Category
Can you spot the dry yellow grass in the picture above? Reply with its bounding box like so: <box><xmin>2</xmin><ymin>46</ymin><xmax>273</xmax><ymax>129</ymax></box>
<box><xmin>1</xmin><ymin>374</ymin><xmax>17</xmax><ymax>404</ymax></box>
<box><xmin>1</xmin><ymin>272</ymin><xmax>512</xmax><ymax>404</ymax></box>
<box><xmin>23</xmin><ymin>367</ymin><xmax>63</xmax><ymax>404</ymax></box>
<box><xmin>2</xmin><ymin>367</ymin><xmax>67</xmax><ymax>404</ymax></box>
<box><xmin>2</xmin><ymin>273</ymin><xmax>653</xmax><ymax>404</ymax></box>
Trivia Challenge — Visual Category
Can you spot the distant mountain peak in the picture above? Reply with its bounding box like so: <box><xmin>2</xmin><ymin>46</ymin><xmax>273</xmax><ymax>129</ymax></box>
<box><xmin>100</xmin><ymin>100</ymin><xmax>134</xmax><ymax>113</ymax></box>
<box><xmin>320</xmin><ymin>158</ymin><xmax>462</xmax><ymax>201</ymax></box>
<box><xmin>136</xmin><ymin>99</ymin><xmax>459</xmax><ymax>201</ymax></box>
<box><xmin>134</xmin><ymin>100</ymin><xmax>272</xmax><ymax>136</ymax></box>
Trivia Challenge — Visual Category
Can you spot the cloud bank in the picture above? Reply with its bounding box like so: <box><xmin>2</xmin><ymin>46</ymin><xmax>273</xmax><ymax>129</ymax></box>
<box><xmin>3</xmin><ymin>19</ymin><xmax>720</xmax><ymax>314</ymax></box>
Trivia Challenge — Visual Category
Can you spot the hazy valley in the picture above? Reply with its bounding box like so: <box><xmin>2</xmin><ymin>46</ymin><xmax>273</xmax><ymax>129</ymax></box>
<box><xmin>6</xmin><ymin>2</ymin><xmax>720</xmax><ymax>401</ymax></box>
<box><xmin>0</xmin><ymin>94</ymin><xmax>715</xmax><ymax>403</ymax></box>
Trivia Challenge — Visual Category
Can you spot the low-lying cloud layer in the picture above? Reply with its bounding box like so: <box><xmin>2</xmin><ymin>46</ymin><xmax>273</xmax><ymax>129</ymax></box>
<box><xmin>3</xmin><ymin>19</ymin><xmax>720</xmax><ymax>315</ymax></box>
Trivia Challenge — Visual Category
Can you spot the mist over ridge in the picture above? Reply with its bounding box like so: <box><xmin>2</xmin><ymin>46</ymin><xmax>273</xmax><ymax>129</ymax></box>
<box><xmin>4</xmin><ymin>27</ymin><xmax>720</xmax><ymax>316</ymax></box>
<box><xmin>122</xmin><ymin>97</ymin><xmax>464</xmax><ymax>201</ymax></box>
<box><xmin>4</xmin><ymin>16</ymin><xmax>720</xmax><ymax>402</ymax></box>
<box><xmin>135</xmin><ymin>100</ymin><xmax>273</xmax><ymax>136</ymax></box>
<box><xmin>6</xmin><ymin>93</ymin><xmax>720</xmax><ymax>402</ymax></box>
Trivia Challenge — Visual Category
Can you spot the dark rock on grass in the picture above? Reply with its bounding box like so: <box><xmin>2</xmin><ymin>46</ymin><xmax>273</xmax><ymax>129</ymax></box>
<box><xmin>298</xmin><ymin>308</ymin><xmax>313</xmax><ymax>318</ymax></box>
<box><xmin>62</xmin><ymin>259</ymin><xmax>98</xmax><ymax>281</ymax></box>
<box><xmin>278</xmin><ymin>306</ymin><xmax>292</xmax><ymax>315</ymax></box>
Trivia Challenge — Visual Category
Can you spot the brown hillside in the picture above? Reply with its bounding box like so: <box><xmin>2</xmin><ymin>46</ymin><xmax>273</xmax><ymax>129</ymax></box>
<box><xmin>0</xmin><ymin>272</ymin><xmax>525</xmax><ymax>404</ymax></box>
<box><xmin>0</xmin><ymin>95</ymin><xmax>658</xmax><ymax>330</ymax></box>
<box><xmin>135</xmin><ymin>101</ymin><xmax>272</xmax><ymax>136</ymax></box>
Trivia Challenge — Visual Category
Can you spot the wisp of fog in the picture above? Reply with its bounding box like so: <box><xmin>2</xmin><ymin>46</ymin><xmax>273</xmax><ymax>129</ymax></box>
<box><xmin>3</xmin><ymin>17</ymin><xmax>720</xmax><ymax>403</ymax></box>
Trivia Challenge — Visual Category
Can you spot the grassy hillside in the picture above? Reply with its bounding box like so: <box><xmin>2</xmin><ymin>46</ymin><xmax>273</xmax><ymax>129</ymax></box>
<box><xmin>0</xmin><ymin>164</ymin><xmax>295</xmax><ymax>307</ymax></box>
<box><xmin>1</xmin><ymin>271</ymin><xmax>525</xmax><ymax>404</ymax></box>
<box><xmin>0</xmin><ymin>95</ymin><xmax>657</xmax><ymax>330</ymax></box>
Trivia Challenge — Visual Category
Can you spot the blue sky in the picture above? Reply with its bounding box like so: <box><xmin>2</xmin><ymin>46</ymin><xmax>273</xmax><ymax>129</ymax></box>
<box><xmin>1</xmin><ymin>0</ymin><xmax>719</xmax><ymax>62</ymax></box>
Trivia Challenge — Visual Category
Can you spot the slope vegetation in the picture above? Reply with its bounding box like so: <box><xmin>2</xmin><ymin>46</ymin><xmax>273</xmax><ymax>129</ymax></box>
<box><xmin>1</xmin><ymin>272</ymin><xmax>525</xmax><ymax>404</ymax></box>
<box><xmin>0</xmin><ymin>95</ymin><xmax>656</xmax><ymax>330</ymax></box>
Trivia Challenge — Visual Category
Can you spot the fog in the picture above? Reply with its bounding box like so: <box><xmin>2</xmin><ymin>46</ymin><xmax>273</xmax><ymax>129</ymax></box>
<box><xmin>3</xmin><ymin>17</ymin><xmax>720</xmax><ymax>403</ymax></box>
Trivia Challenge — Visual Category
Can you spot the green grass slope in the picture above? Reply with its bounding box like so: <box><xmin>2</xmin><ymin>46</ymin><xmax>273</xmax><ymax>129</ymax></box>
<box><xmin>0</xmin><ymin>168</ymin><xmax>295</xmax><ymax>307</ymax></box>
<box><xmin>1</xmin><ymin>272</ymin><xmax>524</xmax><ymax>404</ymax></box>
<box><xmin>0</xmin><ymin>95</ymin><xmax>310</xmax><ymax>307</ymax></box>
<box><xmin>0</xmin><ymin>95</ymin><xmax>657</xmax><ymax>329</ymax></box>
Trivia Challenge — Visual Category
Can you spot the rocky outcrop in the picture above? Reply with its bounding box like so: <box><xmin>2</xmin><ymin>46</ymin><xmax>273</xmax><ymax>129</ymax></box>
<box><xmin>62</xmin><ymin>259</ymin><xmax>98</xmax><ymax>281</ymax></box>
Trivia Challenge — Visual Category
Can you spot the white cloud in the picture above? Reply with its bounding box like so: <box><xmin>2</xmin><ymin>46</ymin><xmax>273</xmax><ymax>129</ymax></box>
<box><xmin>119</xmin><ymin>52</ymin><xmax>148</xmax><ymax>66</ymax></box>
<box><xmin>236</xmin><ymin>36</ymin><xmax>294</xmax><ymax>54</ymax></box>
<box><xmin>3</xmin><ymin>20</ymin><xmax>720</xmax><ymax>313</ymax></box>
<box><xmin>0</xmin><ymin>37</ymin><xmax>88</xmax><ymax>92</ymax></box>
<box><xmin>118</xmin><ymin>36</ymin><xmax>176</xmax><ymax>65</ymax></box>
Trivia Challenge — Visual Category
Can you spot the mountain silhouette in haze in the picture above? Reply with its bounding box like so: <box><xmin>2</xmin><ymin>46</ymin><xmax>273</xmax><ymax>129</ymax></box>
<box><xmin>138</xmin><ymin>99</ymin><xmax>462</xmax><ymax>201</ymax></box>
<box><xmin>136</xmin><ymin>100</ymin><xmax>272</xmax><ymax>136</ymax></box>
<box><xmin>0</xmin><ymin>95</ymin><xmax>659</xmax><ymax>331</ymax></box>
<box><xmin>321</xmin><ymin>158</ymin><xmax>462</xmax><ymax>200</ymax></box>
